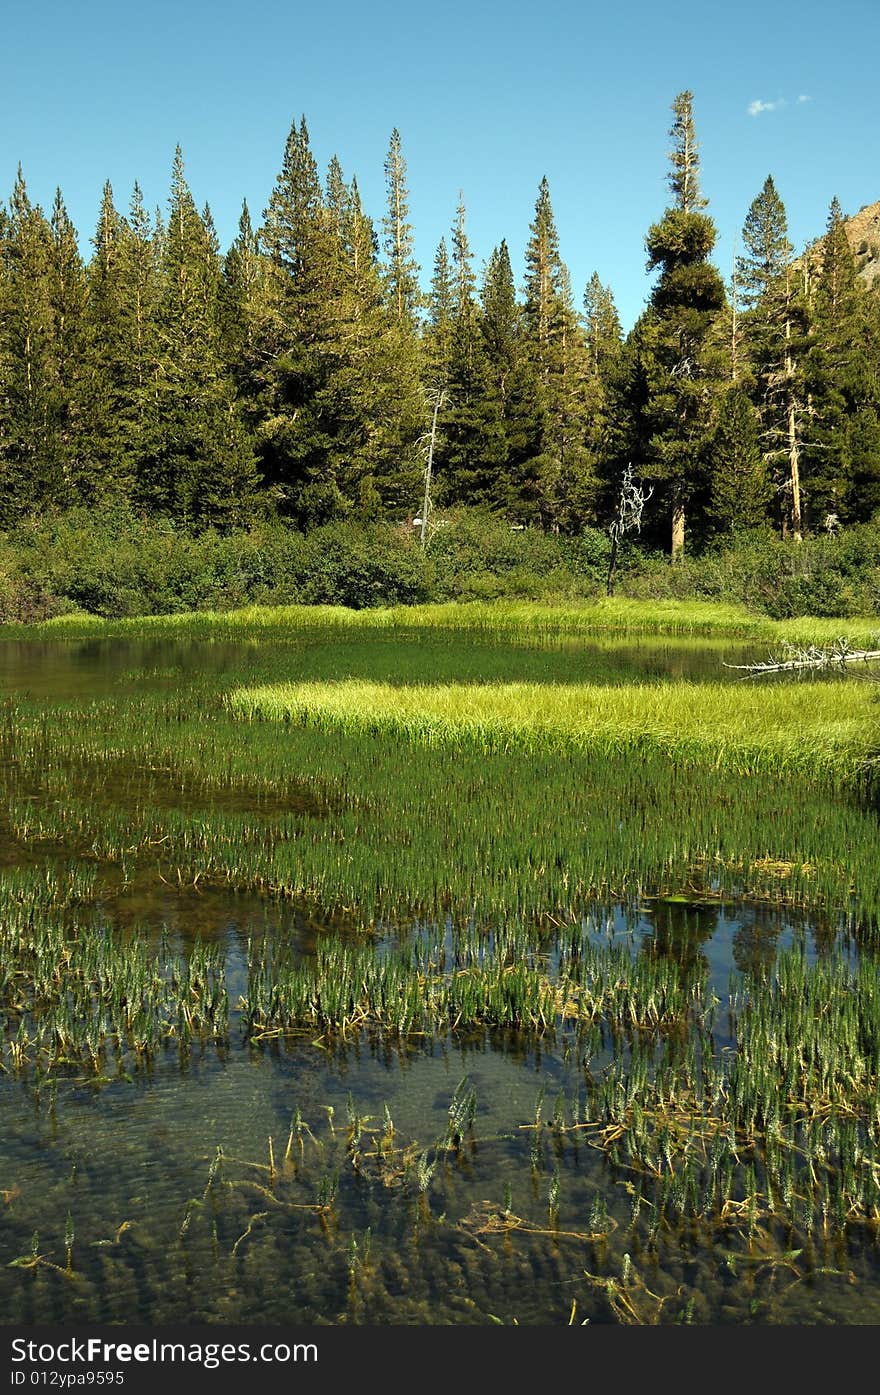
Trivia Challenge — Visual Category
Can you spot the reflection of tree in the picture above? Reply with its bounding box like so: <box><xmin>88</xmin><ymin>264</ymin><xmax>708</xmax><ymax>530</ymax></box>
<box><xmin>640</xmin><ymin>901</ymin><xmax>717</xmax><ymax>979</ymax></box>
<box><xmin>731</xmin><ymin>904</ymin><xmax>781</xmax><ymax>978</ymax></box>
<box><xmin>809</xmin><ymin>910</ymin><xmax>840</xmax><ymax>960</ymax></box>
<box><xmin>731</xmin><ymin>905</ymin><xmax>839</xmax><ymax>977</ymax></box>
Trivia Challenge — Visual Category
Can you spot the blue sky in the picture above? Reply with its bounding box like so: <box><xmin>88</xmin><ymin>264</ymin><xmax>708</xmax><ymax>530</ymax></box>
<box><xmin>2</xmin><ymin>0</ymin><xmax>875</xmax><ymax>331</ymax></box>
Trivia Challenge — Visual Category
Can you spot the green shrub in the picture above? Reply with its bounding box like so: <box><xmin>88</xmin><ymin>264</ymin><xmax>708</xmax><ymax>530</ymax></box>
<box><xmin>2</xmin><ymin>505</ymin><xmax>878</xmax><ymax>621</ymax></box>
<box><xmin>427</xmin><ymin>508</ymin><xmax>605</xmax><ymax>600</ymax></box>
<box><xmin>617</xmin><ymin>525</ymin><xmax>880</xmax><ymax>617</ymax></box>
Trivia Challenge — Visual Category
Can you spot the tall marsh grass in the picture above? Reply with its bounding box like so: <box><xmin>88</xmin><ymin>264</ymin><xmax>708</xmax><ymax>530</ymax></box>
<box><xmin>230</xmin><ymin>676</ymin><xmax>878</xmax><ymax>782</ymax></box>
<box><xmin>5</xmin><ymin>596</ymin><xmax>880</xmax><ymax>646</ymax></box>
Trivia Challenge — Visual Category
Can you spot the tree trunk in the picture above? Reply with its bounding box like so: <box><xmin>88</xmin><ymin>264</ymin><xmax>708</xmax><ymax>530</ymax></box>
<box><xmin>671</xmin><ymin>495</ymin><xmax>685</xmax><ymax>560</ymax></box>
<box><xmin>788</xmin><ymin>396</ymin><xmax>803</xmax><ymax>542</ymax></box>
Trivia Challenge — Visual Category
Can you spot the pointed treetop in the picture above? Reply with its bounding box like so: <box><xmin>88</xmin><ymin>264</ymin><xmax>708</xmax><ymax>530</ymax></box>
<box><xmin>325</xmin><ymin>154</ymin><xmax>348</xmax><ymax>240</ymax></box>
<box><xmin>382</xmin><ymin>127</ymin><xmax>420</xmax><ymax>324</ymax></box>
<box><xmin>128</xmin><ymin>182</ymin><xmax>151</xmax><ymax>240</ymax></box>
<box><xmin>480</xmin><ymin>240</ymin><xmax>518</xmax><ymax>356</ymax></box>
<box><xmin>238</xmin><ymin>198</ymin><xmax>254</xmax><ymax>240</ymax></box>
<box><xmin>451</xmin><ymin>194</ymin><xmax>476</xmax><ymax>313</ymax></box>
<box><xmin>11</xmin><ymin>165</ymin><xmax>32</xmax><ymax>219</ymax></box>
<box><xmin>261</xmin><ymin>114</ymin><xmax>323</xmax><ymax>272</ymax></box>
<box><xmin>429</xmin><ymin>236</ymin><xmax>453</xmax><ymax>321</ymax></box>
<box><xmin>737</xmin><ymin>174</ymin><xmax>792</xmax><ymax>310</ymax></box>
<box><xmin>524</xmin><ymin>175</ymin><xmax>565</xmax><ymax>337</ymax></box>
<box><xmin>92</xmin><ymin>181</ymin><xmax>122</xmax><ymax>267</ymax></box>
<box><xmin>815</xmin><ymin>194</ymin><xmax>858</xmax><ymax>323</ymax></box>
<box><xmin>668</xmin><ymin>90</ymin><xmax>707</xmax><ymax>213</ymax></box>
<box><xmin>583</xmin><ymin>272</ymin><xmax>622</xmax><ymax>368</ymax></box>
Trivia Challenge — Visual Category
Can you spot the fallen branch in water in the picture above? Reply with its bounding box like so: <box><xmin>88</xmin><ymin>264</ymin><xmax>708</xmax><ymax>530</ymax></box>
<box><xmin>725</xmin><ymin>638</ymin><xmax>880</xmax><ymax>677</ymax></box>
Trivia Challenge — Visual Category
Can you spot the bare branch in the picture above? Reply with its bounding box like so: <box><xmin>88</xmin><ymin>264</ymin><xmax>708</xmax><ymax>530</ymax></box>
<box><xmin>725</xmin><ymin>637</ymin><xmax>880</xmax><ymax>677</ymax></box>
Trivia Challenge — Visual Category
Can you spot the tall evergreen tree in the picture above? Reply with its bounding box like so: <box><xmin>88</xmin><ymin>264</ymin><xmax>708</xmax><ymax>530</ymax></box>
<box><xmin>707</xmin><ymin>387</ymin><xmax>771</xmax><ymax>532</ymax></box>
<box><xmin>803</xmin><ymin>198</ymin><xmax>880</xmax><ymax>524</ymax></box>
<box><xmin>257</xmin><ymin>120</ymin><xmax>423</xmax><ymax>522</ymax></box>
<box><xmin>139</xmin><ymin>148</ymin><xmax>258</xmax><ymax>525</ymax></box>
<box><xmin>583</xmin><ymin>272</ymin><xmax>622</xmax><ymax>381</ymax></box>
<box><xmin>667</xmin><ymin>90</ymin><xmax>708</xmax><ymax>214</ymax></box>
<box><xmin>436</xmin><ymin>197</ymin><xmax>493</xmax><ymax>506</ymax></box>
<box><xmin>382</xmin><ymin>129</ymin><xmax>421</xmax><ymax>329</ymax></box>
<box><xmin>79</xmin><ymin>180</ymin><xmax>165</xmax><ymax>507</ymax></box>
<box><xmin>79</xmin><ymin>181</ymin><xmax>137</xmax><ymax>503</ymax></box>
<box><xmin>736</xmin><ymin>175</ymin><xmax>807</xmax><ymax>538</ymax></box>
<box><xmin>439</xmin><ymin>238</ymin><xmax>532</xmax><ymax>512</ymax></box>
<box><xmin>520</xmin><ymin>177</ymin><xmax>594</xmax><ymax>529</ymax></box>
<box><xmin>479</xmin><ymin>239</ymin><xmax>535</xmax><ymax>513</ymax></box>
<box><xmin>220</xmin><ymin>198</ymin><xmax>278</xmax><ymax>452</ymax></box>
<box><xmin>633</xmin><ymin>92</ymin><xmax>726</xmax><ymax>556</ymax></box>
<box><xmin>256</xmin><ymin>116</ymin><xmax>339</xmax><ymax>522</ymax></box>
<box><xmin>424</xmin><ymin>237</ymin><xmax>454</xmax><ymax>389</ymax></box>
<box><xmin>325</xmin><ymin>156</ymin><xmax>349</xmax><ymax>244</ymax></box>
<box><xmin>317</xmin><ymin>175</ymin><xmax>424</xmax><ymax>517</ymax></box>
<box><xmin>0</xmin><ymin>170</ymin><xmax>66</xmax><ymax>522</ymax></box>
<box><xmin>123</xmin><ymin>183</ymin><xmax>163</xmax><ymax>476</ymax></box>
<box><xmin>582</xmin><ymin>271</ymin><xmax>623</xmax><ymax>504</ymax></box>
<box><xmin>47</xmin><ymin>189</ymin><xmax>88</xmax><ymax>499</ymax></box>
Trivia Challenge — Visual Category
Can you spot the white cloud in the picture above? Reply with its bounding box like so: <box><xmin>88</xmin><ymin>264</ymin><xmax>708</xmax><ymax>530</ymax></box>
<box><xmin>748</xmin><ymin>97</ymin><xmax>787</xmax><ymax>117</ymax></box>
<box><xmin>797</xmin><ymin>94</ymin><xmax>812</xmax><ymax>103</ymax></box>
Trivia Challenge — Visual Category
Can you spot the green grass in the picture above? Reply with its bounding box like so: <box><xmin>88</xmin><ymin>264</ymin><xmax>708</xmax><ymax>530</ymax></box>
<box><xmin>1</xmin><ymin>609</ymin><xmax>877</xmax><ymax>923</ymax></box>
<box><xmin>230</xmin><ymin>675</ymin><xmax>879</xmax><ymax>781</ymax></box>
<box><xmin>3</xmin><ymin>596</ymin><xmax>880</xmax><ymax>645</ymax></box>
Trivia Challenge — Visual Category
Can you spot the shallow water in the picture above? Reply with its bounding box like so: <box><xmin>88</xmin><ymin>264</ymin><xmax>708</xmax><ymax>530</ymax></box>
<box><xmin>1</xmin><ymin>627</ymin><xmax>878</xmax><ymax>1324</ymax></box>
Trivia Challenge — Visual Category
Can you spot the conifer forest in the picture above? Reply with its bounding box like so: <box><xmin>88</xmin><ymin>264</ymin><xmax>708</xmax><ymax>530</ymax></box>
<box><xmin>1</xmin><ymin>91</ymin><xmax>877</xmax><ymax>562</ymax></box>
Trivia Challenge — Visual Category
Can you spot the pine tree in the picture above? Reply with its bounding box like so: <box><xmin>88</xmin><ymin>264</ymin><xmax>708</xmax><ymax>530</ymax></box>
<box><xmin>636</xmin><ymin>92</ymin><xmax>727</xmax><ymax>556</ymax></box>
<box><xmin>434</xmin><ymin>238</ymin><xmax>531</xmax><ymax>512</ymax></box>
<box><xmin>424</xmin><ymin>237</ymin><xmax>454</xmax><ymax>389</ymax></box>
<box><xmin>220</xmin><ymin>199</ymin><xmax>278</xmax><ymax>447</ymax></box>
<box><xmin>583</xmin><ymin>273</ymin><xmax>622</xmax><ymax>381</ymax></box>
<box><xmin>668</xmin><ymin>90</ymin><xmax>708</xmax><ymax>215</ymax></box>
<box><xmin>325</xmin><ymin>156</ymin><xmax>349</xmax><ymax>244</ymax></box>
<box><xmin>122</xmin><ymin>183</ymin><xmax>163</xmax><ymax>479</ymax></box>
<box><xmin>257</xmin><ymin>117</ymin><xmax>353</xmax><ymax>523</ymax></box>
<box><xmin>520</xmin><ymin>177</ymin><xmax>594</xmax><ymax>530</ymax></box>
<box><xmin>382</xmin><ymin>129</ymin><xmax>421</xmax><ymax>329</ymax></box>
<box><xmin>707</xmin><ymin>387</ymin><xmax>771</xmax><ymax>532</ymax></box>
<box><xmin>139</xmin><ymin>148</ymin><xmax>258</xmax><ymax>525</ymax></box>
<box><xmin>79</xmin><ymin>181</ymin><xmax>147</xmax><ymax>504</ymax></box>
<box><xmin>257</xmin><ymin>119</ymin><xmax>423</xmax><ymax>523</ymax></box>
<box><xmin>316</xmin><ymin>175</ymin><xmax>424</xmax><ymax>517</ymax></box>
<box><xmin>582</xmin><ymin>272</ymin><xmax>623</xmax><ymax>505</ymax></box>
<box><xmin>0</xmin><ymin>169</ymin><xmax>66</xmax><ymax>522</ymax></box>
<box><xmin>476</xmin><ymin>241</ymin><xmax>536</xmax><ymax>514</ymax></box>
<box><xmin>47</xmin><ymin>189</ymin><xmax>88</xmax><ymax>500</ymax></box>
<box><xmin>736</xmin><ymin>175</ymin><xmax>807</xmax><ymax>537</ymax></box>
<box><xmin>803</xmin><ymin>198</ymin><xmax>880</xmax><ymax>525</ymax></box>
<box><xmin>436</xmin><ymin>197</ymin><xmax>493</xmax><ymax>507</ymax></box>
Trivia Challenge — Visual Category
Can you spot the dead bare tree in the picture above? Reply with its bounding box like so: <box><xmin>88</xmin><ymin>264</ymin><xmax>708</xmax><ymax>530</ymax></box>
<box><xmin>606</xmin><ymin>464</ymin><xmax>653</xmax><ymax>597</ymax></box>
<box><xmin>415</xmin><ymin>387</ymin><xmax>447</xmax><ymax>551</ymax></box>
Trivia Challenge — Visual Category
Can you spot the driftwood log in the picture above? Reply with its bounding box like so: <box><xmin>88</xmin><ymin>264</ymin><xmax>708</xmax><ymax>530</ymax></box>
<box><xmin>725</xmin><ymin>638</ymin><xmax>880</xmax><ymax>677</ymax></box>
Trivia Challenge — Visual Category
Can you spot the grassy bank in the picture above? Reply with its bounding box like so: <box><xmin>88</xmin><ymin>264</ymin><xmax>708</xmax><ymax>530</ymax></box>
<box><xmin>4</xmin><ymin>595</ymin><xmax>880</xmax><ymax>645</ymax></box>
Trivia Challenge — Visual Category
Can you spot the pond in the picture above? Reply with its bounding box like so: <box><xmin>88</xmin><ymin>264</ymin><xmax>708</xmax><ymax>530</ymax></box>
<box><xmin>1</xmin><ymin>624</ymin><xmax>878</xmax><ymax>1325</ymax></box>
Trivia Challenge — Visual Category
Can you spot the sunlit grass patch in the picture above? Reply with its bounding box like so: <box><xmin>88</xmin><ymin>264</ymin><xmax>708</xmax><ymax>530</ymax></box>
<box><xmin>4</xmin><ymin>596</ymin><xmax>880</xmax><ymax>647</ymax></box>
<box><xmin>229</xmin><ymin>676</ymin><xmax>877</xmax><ymax>782</ymax></box>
